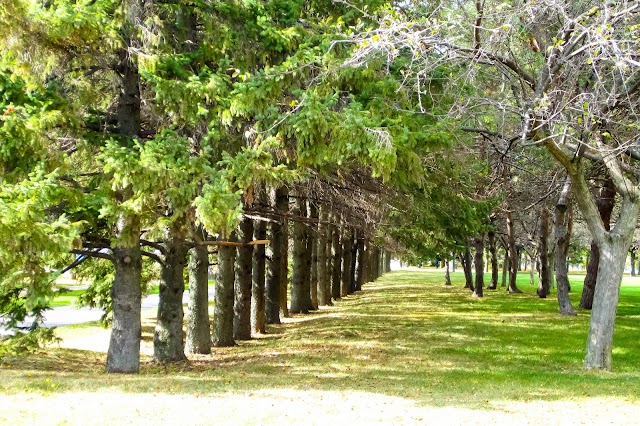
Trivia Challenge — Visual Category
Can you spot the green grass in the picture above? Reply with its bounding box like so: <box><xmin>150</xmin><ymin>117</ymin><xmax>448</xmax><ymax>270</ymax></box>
<box><xmin>2</xmin><ymin>270</ymin><xmax>640</xmax><ymax>424</ymax></box>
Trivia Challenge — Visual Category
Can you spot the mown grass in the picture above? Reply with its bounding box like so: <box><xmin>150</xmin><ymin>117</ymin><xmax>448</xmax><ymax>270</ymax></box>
<box><xmin>2</xmin><ymin>269</ymin><xmax>640</xmax><ymax>424</ymax></box>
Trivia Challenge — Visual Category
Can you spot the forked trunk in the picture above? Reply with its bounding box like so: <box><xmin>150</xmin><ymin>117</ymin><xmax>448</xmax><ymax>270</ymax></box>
<box><xmin>186</xmin><ymin>243</ymin><xmax>211</xmax><ymax>354</ymax></box>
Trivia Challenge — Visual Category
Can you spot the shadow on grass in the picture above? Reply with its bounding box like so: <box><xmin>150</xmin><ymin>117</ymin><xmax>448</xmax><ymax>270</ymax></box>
<box><xmin>2</xmin><ymin>269</ymin><xmax>640</xmax><ymax>409</ymax></box>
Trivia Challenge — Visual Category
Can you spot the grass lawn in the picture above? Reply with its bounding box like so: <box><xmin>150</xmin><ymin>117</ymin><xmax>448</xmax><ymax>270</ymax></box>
<box><xmin>2</xmin><ymin>269</ymin><xmax>640</xmax><ymax>425</ymax></box>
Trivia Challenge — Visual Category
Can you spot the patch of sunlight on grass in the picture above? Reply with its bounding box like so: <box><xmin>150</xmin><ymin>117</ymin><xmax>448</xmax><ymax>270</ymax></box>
<box><xmin>2</xmin><ymin>269</ymin><xmax>640</xmax><ymax>424</ymax></box>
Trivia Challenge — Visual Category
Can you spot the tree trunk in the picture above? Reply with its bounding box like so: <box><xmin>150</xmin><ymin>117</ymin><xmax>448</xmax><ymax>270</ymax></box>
<box><xmin>355</xmin><ymin>236</ymin><xmax>365</xmax><ymax>291</ymax></box>
<box><xmin>317</xmin><ymin>206</ymin><xmax>330</xmax><ymax>306</ymax></box>
<box><xmin>280</xmin><ymin>209</ymin><xmax>290</xmax><ymax>318</ymax></box>
<box><xmin>580</xmin><ymin>177</ymin><xmax>615</xmax><ymax>309</ymax></box>
<box><xmin>213</xmin><ymin>235</ymin><xmax>236</xmax><ymax>347</ymax></box>
<box><xmin>584</xmin><ymin>236</ymin><xmax>632</xmax><ymax>370</ymax></box>
<box><xmin>461</xmin><ymin>245</ymin><xmax>474</xmax><ymax>291</ymax></box>
<box><xmin>340</xmin><ymin>227</ymin><xmax>353</xmax><ymax>298</ymax></box>
<box><xmin>631</xmin><ymin>248</ymin><xmax>637</xmax><ymax>277</ymax></box>
<box><xmin>529</xmin><ymin>253</ymin><xmax>536</xmax><ymax>285</ymax></box>
<box><xmin>349</xmin><ymin>229</ymin><xmax>359</xmax><ymax>293</ymax></box>
<box><xmin>331</xmin><ymin>220</ymin><xmax>342</xmax><ymax>301</ymax></box>
<box><xmin>233</xmin><ymin>216</ymin><xmax>253</xmax><ymax>340</ymax></box>
<box><xmin>487</xmin><ymin>231</ymin><xmax>498</xmax><ymax>290</ymax></box>
<box><xmin>506</xmin><ymin>210</ymin><xmax>522</xmax><ymax>293</ymax></box>
<box><xmin>251</xmin><ymin>214</ymin><xmax>267</xmax><ymax>334</ymax></box>
<box><xmin>325</xmin><ymin>223</ymin><xmax>335</xmax><ymax>304</ymax></box>
<box><xmin>445</xmin><ymin>259</ymin><xmax>451</xmax><ymax>285</ymax></box>
<box><xmin>265</xmin><ymin>187</ymin><xmax>287</xmax><ymax>324</ymax></box>
<box><xmin>309</xmin><ymin>203</ymin><xmax>319</xmax><ymax>309</ymax></box>
<box><xmin>107</xmin><ymin>217</ymin><xmax>142</xmax><ymax>374</ymax></box>
<box><xmin>472</xmin><ymin>235</ymin><xmax>484</xmax><ymax>297</ymax></box>
<box><xmin>537</xmin><ymin>209</ymin><xmax>551</xmax><ymax>298</ymax></box>
<box><xmin>554</xmin><ymin>179</ymin><xmax>576</xmax><ymax>316</ymax></box>
<box><xmin>154</xmin><ymin>221</ymin><xmax>188</xmax><ymax>363</ymax></box>
<box><xmin>501</xmin><ymin>248</ymin><xmax>508</xmax><ymax>288</ymax></box>
<box><xmin>186</xmin><ymin>242</ymin><xmax>211</xmax><ymax>354</ymax></box>
<box><xmin>291</xmin><ymin>197</ymin><xmax>312</xmax><ymax>314</ymax></box>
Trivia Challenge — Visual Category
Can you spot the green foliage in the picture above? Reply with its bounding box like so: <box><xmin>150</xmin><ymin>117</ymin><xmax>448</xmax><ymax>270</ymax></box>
<box><xmin>0</xmin><ymin>327</ymin><xmax>58</xmax><ymax>359</ymax></box>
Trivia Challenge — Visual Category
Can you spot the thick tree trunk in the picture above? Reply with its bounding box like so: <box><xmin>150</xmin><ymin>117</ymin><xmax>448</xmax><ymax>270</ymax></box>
<box><xmin>291</xmin><ymin>197</ymin><xmax>312</xmax><ymax>314</ymax></box>
<box><xmin>537</xmin><ymin>209</ymin><xmax>551</xmax><ymax>298</ymax></box>
<box><xmin>331</xmin><ymin>220</ymin><xmax>342</xmax><ymax>301</ymax></box>
<box><xmin>265</xmin><ymin>187</ymin><xmax>287</xmax><ymax>324</ymax></box>
<box><xmin>581</xmin><ymin>177</ymin><xmax>615</xmax><ymax>309</ymax></box>
<box><xmin>213</xmin><ymin>235</ymin><xmax>236</xmax><ymax>347</ymax></box>
<box><xmin>472</xmin><ymin>235</ymin><xmax>484</xmax><ymax>297</ymax></box>
<box><xmin>340</xmin><ymin>227</ymin><xmax>353</xmax><ymax>297</ymax></box>
<box><xmin>584</xmin><ymin>236</ymin><xmax>631</xmax><ymax>370</ymax></box>
<box><xmin>251</xmin><ymin>214</ymin><xmax>267</xmax><ymax>334</ymax></box>
<box><xmin>384</xmin><ymin>251</ymin><xmax>391</xmax><ymax>274</ymax></box>
<box><xmin>553</xmin><ymin>179</ymin><xmax>576</xmax><ymax>316</ymax></box>
<box><xmin>186</xmin><ymin>242</ymin><xmax>211</xmax><ymax>354</ymax></box>
<box><xmin>154</xmin><ymin>222</ymin><xmax>188</xmax><ymax>363</ymax></box>
<box><xmin>487</xmin><ymin>231</ymin><xmax>498</xmax><ymax>290</ymax></box>
<box><xmin>506</xmin><ymin>210</ymin><xmax>522</xmax><ymax>293</ymax></box>
<box><xmin>107</xmin><ymin>217</ymin><xmax>142</xmax><ymax>374</ymax></box>
<box><xmin>317</xmin><ymin>206</ymin><xmax>330</xmax><ymax>306</ymax></box>
<box><xmin>309</xmin><ymin>203</ymin><xmax>319</xmax><ymax>309</ymax></box>
<box><xmin>233</xmin><ymin>216</ymin><xmax>253</xmax><ymax>340</ymax></box>
<box><xmin>461</xmin><ymin>246</ymin><xmax>474</xmax><ymax>291</ymax></box>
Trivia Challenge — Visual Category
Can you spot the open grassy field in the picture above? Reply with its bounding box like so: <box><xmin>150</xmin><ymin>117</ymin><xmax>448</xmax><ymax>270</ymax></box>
<box><xmin>2</xmin><ymin>269</ymin><xmax>640</xmax><ymax>425</ymax></box>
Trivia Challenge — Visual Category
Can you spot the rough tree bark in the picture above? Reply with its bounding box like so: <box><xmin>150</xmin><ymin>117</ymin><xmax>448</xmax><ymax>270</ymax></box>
<box><xmin>501</xmin><ymin>248</ymin><xmax>508</xmax><ymax>288</ymax></box>
<box><xmin>331</xmin><ymin>217</ymin><xmax>342</xmax><ymax>301</ymax></box>
<box><xmin>291</xmin><ymin>197</ymin><xmax>312</xmax><ymax>314</ymax></box>
<box><xmin>445</xmin><ymin>258</ymin><xmax>451</xmax><ymax>286</ymax></box>
<box><xmin>317</xmin><ymin>205</ymin><xmax>330</xmax><ymax>306</ymax></box>
<box><xmin>506</xmin><ymin>210</ymin><xmax>522</xmax><ymax>293</ymax></box>
<box><xmin>631</xmin><ymin>247</ymin><xmax>637</xmax><ymax>277</ymax></box>
<box><xmin>213</xmin><ymin>234</ymin><xmax>236</xmax><ymax>347</ymax></box>
<box><xmin>461</xmin><ymin>245</ymin><xmax>474</xmax><ymax>291</ymax></box>
<box><xmin>280</xmin><ymin>203</ymin><xmax>290</xmax><ymax>318</ymax></box>
<box><xmin>580</xmin><ymin>177</ymin><xmax>615</xmax><ymax>309</ymax></box>
<box><xmin>553</xmin><ymin>179</ymin><xmax>576</xmax><ymax>315</ymax></box>
<box><xmin>355</xmin><ymin>236</ymin><xmax>365</xmax><ymax>291</ymax></box>
<box><xmin>537</xmin><ymin>209</ymin><xmax>551</xmax><ymax>298</ymax></box>
<box><xmin>186</xmin><ymin>241</ymin><xmax>211</xmax><ymax>354</ymax></box>
<box><xmin>472</xmin><ymin>235</ymin><xmax>484</xmax><ymax>297</ymax></box>
<box><xmin>487</xmin><ymin>230</ymin><xmax>498</xmax><ymax>290</ymax></box>
<box><xmin>325</xmin><ymin>223</ymin><xmax>335</xmax><ymax>303</ymax></box>
<box><xmin>107</xmin><ymin>217</ymin><xmax>142</xmax><ymax>373</ymax></box>
<box><xmin>309</xmin><ymin>203</ymin><xmax>319</xmax><ymax>309</ymax></box>
<box><xmin>251</xmin><ymin>216</ymin><xmax>267</xmax><ymax>334</ymax></box>
<box><xmin>154</xmin><ymin>220</ymin><xmax>188</xmax><ymax>363</ymax></box>
<box><xmin>340</xmin><ymin>227</ymin><xmax>353</xmax><ymax>297</ymax></box>
<box><xmin>265</xmin><ymin>187</ymin><xmax>287</xmax><ymax>324</ymax></box>
<box><xmin>233</xmin><ymin>215</ymin><xmax>253</xmax><ymax>340</ymax></box>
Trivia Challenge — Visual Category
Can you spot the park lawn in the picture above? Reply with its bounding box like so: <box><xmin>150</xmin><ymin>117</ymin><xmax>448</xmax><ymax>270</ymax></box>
<box><xmin>2</xmin><ymin>269</ymin><xmax>640</xmax><ymax>425</ymax></box>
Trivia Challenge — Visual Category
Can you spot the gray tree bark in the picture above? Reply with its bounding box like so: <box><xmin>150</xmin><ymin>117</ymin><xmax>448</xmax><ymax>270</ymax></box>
<box><xmin>234</xmin><ymin>216</ymin><xmax>253</xmax><ymax>340</ymax></box>
<box><xmin>280</xmin><ymin>207</ymin><xmax>290</xmax><ymax>318</ymax></box>
<box><xmin>487</xmin><ymin>231</ymin><xmax>498</xmax><ymax>290</ymax></box>
<box><xmin>309</xmin><ymin>203</ymin><xmax>319</xmax><ymax>309</ymax></box>
<box><xmin>213</xmin><ymin>234</ymin><xmax>236</xmax><ymax>347</ymax></box>
<box><xmin>461</xmin><ymin>245</ymin><xmax>474</xmax><ymax>291</ymax></box>
<box><xmin>317</xmin><ymin>205</ymin><xmax>330</xmax><ymax>306</ymax></box>
<box><xmin>331</xmin><ymin>218</ymin><xmax>342</xmax><ymax>301</ymax></box>
<box><xmin>265</xmin><ymin>187</ymin><xmax>287</xmax><ymax>324</ymax></box>
<box><xmin>291</xmin><ymin>197</ymin><xmax>312</xmax><ymax>314</ymax></box>
<box><xmin>537</xmin><ymin>209</ymin><xmax>551</xmax><ymax>298</ymax></box>
<box><xmin>251</xmin><ymin>198</ymin><xmax>267</xmax><ymax>334</ymax></box>
<box><xmin>355</xmin><ymin>236</ymin><xmax>365</xmax><ymax>291</ymax></box>
<box><xmin>553</xmin><ymin>179</ymin><xmax>576</xmax><ymax>316</ymax></box>
<box><xmin>472</xmin><ymin>235</ymin><xmax>484</xmax><ymax>297</ymax></box>
<box><xmin>186</xmin><ymin>242</ymin><xmax>211</xmax><ymax>354</ymax></box>
<box><xmin>340</xmin><ymin>227</ymin><xmax>353</xmax><ymax>297</ymax></box>
<box><xmin>506</xmin><ymin>210</ymin><xmax>522</xmax><ymax>293</ymax></box>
